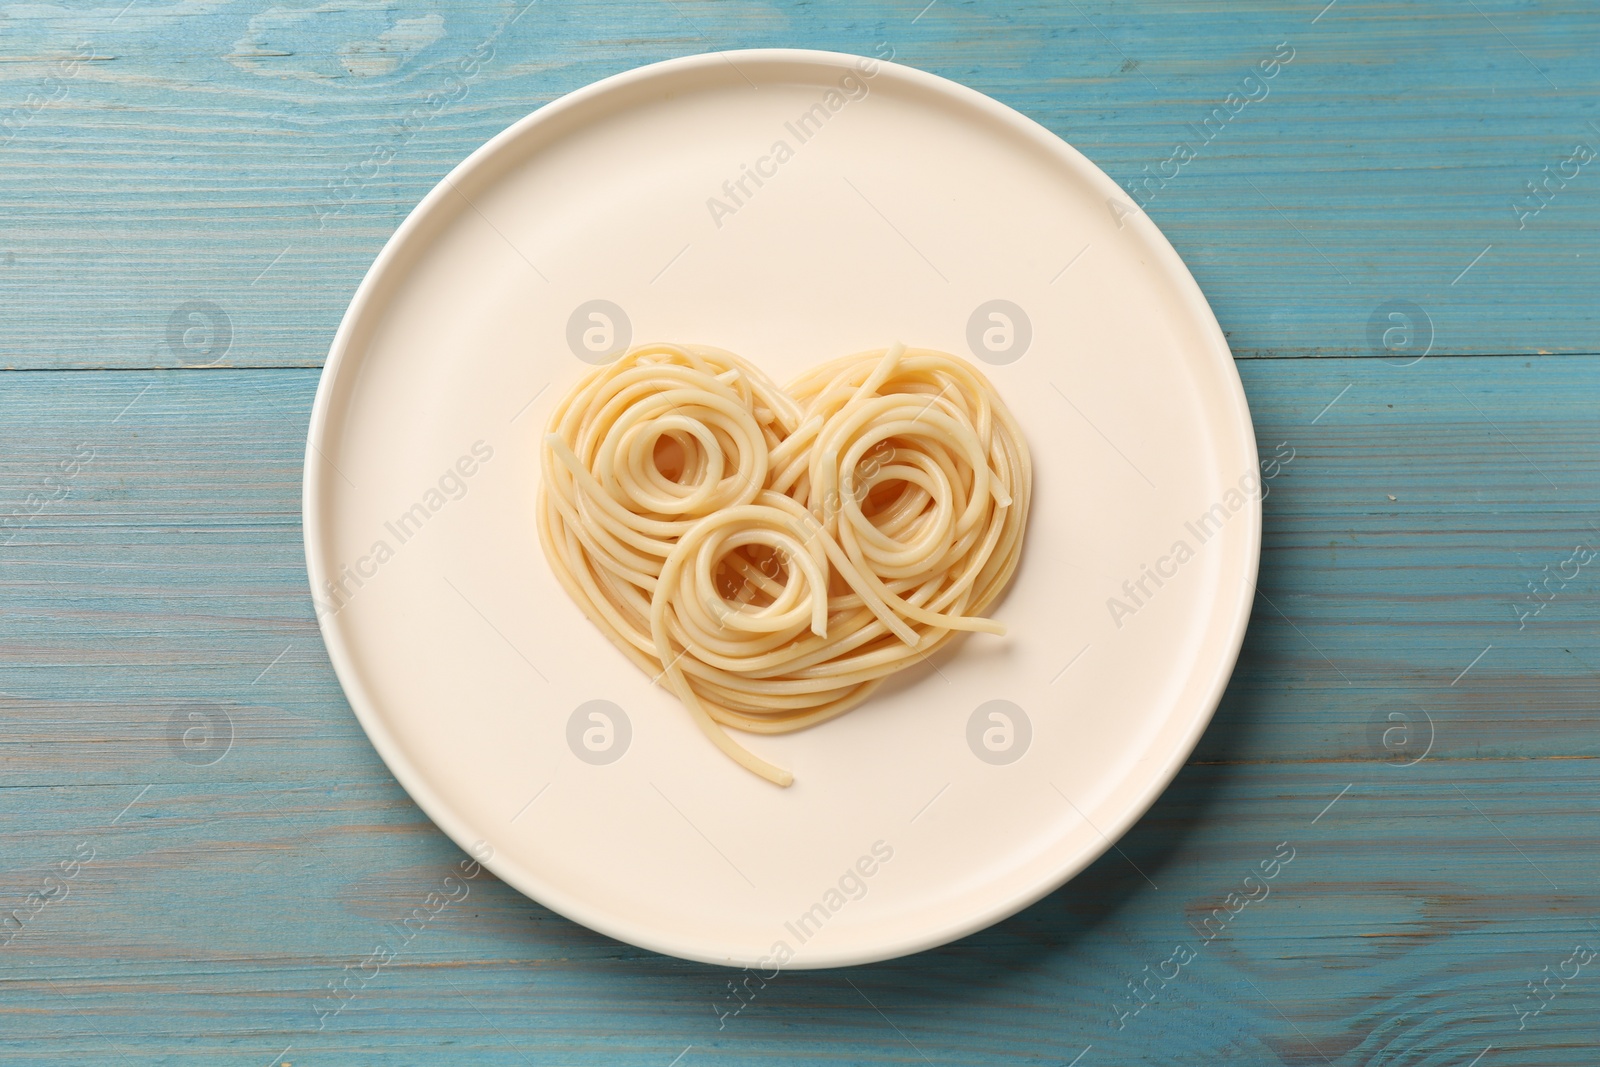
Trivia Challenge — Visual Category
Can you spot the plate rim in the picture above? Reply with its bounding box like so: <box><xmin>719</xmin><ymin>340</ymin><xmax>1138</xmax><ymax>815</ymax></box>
<box><xmin>302</xmin><ymin>46</ymin><xmax>1261</xmax><ymax>969</ymax></box>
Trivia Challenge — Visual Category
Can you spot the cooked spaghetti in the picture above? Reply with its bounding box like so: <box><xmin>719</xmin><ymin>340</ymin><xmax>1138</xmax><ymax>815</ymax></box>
<box><xmin>538</xmin><ymin>342</ymin><xmax>1031</xmax><ymax>786</ymax></box>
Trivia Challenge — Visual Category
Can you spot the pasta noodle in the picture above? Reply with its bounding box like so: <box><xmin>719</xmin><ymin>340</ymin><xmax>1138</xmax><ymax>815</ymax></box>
<box><xmin>538</xmin><ymin>341</ymin><xmax>1031</xmax><ymax>786</ymax></box>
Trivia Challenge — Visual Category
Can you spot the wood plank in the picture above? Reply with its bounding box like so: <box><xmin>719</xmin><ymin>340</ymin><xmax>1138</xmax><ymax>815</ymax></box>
<box><xmin>0</xmin><ymin>0</ymin><xmax>1596</xmax><ymax>369</ymax></box>
<box><xmin>2</xmin><ymin>356</ymin><xmax>1594</xmax><ymax>776</ymax></box>
<box><xmin>0</xmin><ymin>355</ymin><xmax>1596</xmax><ymax>1062</ymax></box>
<box><xmin>1</xmin><ymin>763</ymin><xmax>1596</xmax><ymax>1063</ymax></box>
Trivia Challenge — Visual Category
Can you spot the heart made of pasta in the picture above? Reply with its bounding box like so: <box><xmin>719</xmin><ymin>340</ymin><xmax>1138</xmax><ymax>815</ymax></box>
<box><xmin>538</xmin><ymin>342</ymin><xmax>1032</xmax><ymax>786</ymax></box>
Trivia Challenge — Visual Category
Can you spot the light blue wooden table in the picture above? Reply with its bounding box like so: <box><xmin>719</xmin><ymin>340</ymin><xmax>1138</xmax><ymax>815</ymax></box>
<box><xmin>3</xmin><ymin>1</ymin><xmax>1597</xmax><ymax>1063</ymax></box>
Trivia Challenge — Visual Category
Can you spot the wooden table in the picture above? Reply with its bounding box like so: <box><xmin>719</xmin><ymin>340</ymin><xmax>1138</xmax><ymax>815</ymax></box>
<box><xmin>3</xmin><ymin>2</ymin><xmax>1596</xmax><ymax>1062</ymax></box>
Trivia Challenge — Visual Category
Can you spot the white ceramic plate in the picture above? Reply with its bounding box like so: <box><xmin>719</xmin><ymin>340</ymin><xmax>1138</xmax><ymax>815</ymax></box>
<box><xmin>304</xmin><ymin>49</ymin><xmax>1259</xmax><ymax>969</ymax></box>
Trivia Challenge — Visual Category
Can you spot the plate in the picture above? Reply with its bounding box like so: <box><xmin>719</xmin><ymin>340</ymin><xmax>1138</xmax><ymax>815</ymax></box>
<box><xmin>303</xmin><ymin>48</ymin><xmax>1259</xmax><ymax>968</ymax></box>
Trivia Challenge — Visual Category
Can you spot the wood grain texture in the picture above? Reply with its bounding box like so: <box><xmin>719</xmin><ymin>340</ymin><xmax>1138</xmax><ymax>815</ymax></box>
<box><xmin>0</xmin><ymin>0</ymin><xmax>1596</xmax><ymax>368</ymax></box>
<box><xmin>2</xmin><ymin>0</ymin><xmax>1598</xmax><ymax>1064</ymax></box>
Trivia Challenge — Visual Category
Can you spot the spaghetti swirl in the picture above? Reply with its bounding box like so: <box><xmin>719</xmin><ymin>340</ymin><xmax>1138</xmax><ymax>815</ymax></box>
<box><xmin>538</xmin><ymin>342</ymin><xmax>1031</xmax><ymax>785</ymax></box>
